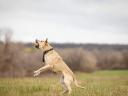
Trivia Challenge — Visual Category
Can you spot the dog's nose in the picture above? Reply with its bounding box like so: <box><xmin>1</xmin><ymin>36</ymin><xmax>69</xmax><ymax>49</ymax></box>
<box><xmin>34</xmin><ymin>40</ymin><xmax>39</xmax><ymax>48</ymax></box>
<box><xmin>35</xmin><ymin>43</ymin><xmax>39</xmax><ymax>48</ymax></box>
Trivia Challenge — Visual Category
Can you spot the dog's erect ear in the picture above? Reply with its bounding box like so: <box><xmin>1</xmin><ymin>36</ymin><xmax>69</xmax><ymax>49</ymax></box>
<box><xmin>35</xmin><ymin>39</ymin><xmax>38</xmax><ymax>43</ymax></box>
<box><xmin>45</xmin><ymin>38</ymin><xmax>48</xmax><ymax>43</ymax></box>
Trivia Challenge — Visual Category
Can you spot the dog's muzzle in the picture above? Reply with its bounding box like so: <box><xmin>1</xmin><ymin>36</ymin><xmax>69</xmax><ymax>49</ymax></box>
<box><xmin>35</xmin><ymin>43</ymin><xmax>39</xmax><ymax>48</ymax></box>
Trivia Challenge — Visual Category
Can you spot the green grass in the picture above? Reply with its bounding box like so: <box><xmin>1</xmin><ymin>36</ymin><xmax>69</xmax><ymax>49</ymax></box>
<box><xmin>0</xmin><ymin>70</ymin><xmax>128</xmax><ymax>96</ymax></box>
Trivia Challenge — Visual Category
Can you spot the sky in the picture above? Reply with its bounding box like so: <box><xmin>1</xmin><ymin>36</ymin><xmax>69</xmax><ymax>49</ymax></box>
<box><xmin>0</xmin><ymin>0</ymin><xmax>128</xmax><ymax>44</ymax></box>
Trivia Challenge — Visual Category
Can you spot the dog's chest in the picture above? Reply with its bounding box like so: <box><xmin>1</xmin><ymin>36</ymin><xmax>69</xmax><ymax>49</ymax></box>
<box><xmin>45</xmin><ymin>52</ymin><xmax>60</xmax><ymax>64</ymax></box>
<box><xmin>45</xmin><ymin>55</ymin><xmax>53</xmax><ymax>63</ymax></box>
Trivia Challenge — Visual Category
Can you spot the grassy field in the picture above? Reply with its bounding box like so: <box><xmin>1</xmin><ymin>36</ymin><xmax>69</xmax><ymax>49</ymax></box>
<box><xmin>0</xmin><ymin>70</ymin><xmax>128</xmax><ymax>96</ymax></box>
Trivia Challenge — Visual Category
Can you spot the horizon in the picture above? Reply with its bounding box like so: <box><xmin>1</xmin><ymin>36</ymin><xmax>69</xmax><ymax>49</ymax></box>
<box><xmin>2</xmin><ymin>40</ymin><xmax>128</xmax><ymax>45</ymax></box>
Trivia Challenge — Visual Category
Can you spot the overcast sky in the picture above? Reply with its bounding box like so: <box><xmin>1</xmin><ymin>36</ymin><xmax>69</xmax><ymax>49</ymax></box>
<box><xmin>0</xmin><ymin>0</ymin><xmax>128</xmax><ymax>44</ymax></box>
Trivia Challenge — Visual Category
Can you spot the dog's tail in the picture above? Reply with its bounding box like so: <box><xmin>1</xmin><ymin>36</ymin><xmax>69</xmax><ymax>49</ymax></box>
<box><xmin>73</xmin><ymin>79</ymin><xmax>85</xmax><ymax>89</ymax></box>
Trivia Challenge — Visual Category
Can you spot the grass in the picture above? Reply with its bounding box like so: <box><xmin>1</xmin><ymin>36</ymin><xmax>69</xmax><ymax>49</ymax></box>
<box><xmin>0</xmin><ymin>70</ymin><xmax>128</xmax><ymax>96</ymax></box>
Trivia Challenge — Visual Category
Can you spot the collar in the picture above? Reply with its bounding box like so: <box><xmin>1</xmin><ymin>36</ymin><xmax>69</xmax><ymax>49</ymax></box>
<box><xmin>42</xmin><ymin>48</ymin><xmax>54</xmax><ymax>63</ymax></box>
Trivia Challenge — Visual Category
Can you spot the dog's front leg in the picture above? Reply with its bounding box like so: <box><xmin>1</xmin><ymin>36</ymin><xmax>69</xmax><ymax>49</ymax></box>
<box><xmin>34</xmin><ymin>64</ymin><xmax>52</xmax><ymax>77</ymax></box>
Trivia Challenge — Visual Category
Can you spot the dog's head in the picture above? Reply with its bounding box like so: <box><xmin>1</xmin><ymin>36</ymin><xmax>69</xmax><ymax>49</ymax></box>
<box><xmin>34</xmin><ymin>38</ymin><xmax>48</xmax><ymax>49</ymax></box>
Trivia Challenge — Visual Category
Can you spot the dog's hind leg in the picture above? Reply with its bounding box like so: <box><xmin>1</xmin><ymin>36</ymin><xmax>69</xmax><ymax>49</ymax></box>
<box><xmin>64</xmin><ymin>80</ymin><xmax>72</xmax><ymax>94</ymax></box>
<box><xmin>63</xmin><ymin>75</ymin><xmax>73</xmax><ymax>95</ymax></box>
<box><xmin>60</xmin><ymin>75</ymin><xmax>68</xmax><ymax>94</ymax></box>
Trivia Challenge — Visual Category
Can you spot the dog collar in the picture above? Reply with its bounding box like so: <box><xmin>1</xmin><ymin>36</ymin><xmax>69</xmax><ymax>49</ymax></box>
<box><xmin>42</xmin><ymin>48</ymin><xmax>54</xmax><ymax>63</ymax></box>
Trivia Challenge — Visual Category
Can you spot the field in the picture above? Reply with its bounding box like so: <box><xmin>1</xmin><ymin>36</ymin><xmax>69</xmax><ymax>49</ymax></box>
<box><xmin>0</xmin><ymin>70</ymin><xmax>128</xmax><ymax>96</ymax></box>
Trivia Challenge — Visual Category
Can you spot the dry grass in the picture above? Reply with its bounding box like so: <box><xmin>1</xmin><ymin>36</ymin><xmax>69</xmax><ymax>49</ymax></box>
<box><xmin>0</xmin><ymin>70</ymin><xmax>128</xmax><ymax>96</ymax></box>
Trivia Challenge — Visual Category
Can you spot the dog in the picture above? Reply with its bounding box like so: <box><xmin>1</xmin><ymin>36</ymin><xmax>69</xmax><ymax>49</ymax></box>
<box><xmin>34</xmin><ymin>38</ymin><xmax>85</xmax><ymax>94</ymax></box>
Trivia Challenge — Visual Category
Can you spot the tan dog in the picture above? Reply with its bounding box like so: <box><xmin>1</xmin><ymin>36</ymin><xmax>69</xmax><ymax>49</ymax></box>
<box><xmin>34</xmin><ymin>39</ymin><xmax>84</xmax><ymax>94</ymax></box>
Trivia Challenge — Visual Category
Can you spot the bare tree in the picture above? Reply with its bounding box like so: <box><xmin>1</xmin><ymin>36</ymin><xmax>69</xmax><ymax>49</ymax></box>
<box><xmin>0</xmin><ymin>28</ymin><xmax>14</xmax><ymax>77</ymax></box>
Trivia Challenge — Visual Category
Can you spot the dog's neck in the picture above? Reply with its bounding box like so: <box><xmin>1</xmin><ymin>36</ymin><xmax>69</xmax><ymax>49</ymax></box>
<box><xmin>42</xmin><ymin>44</ymin><xmax>53</xmax><ymax>52</ymax></box>
<box><xmin>42</xmin><ymin>44</ymin><xmax>53</xmax><ymax>63</ymax></box>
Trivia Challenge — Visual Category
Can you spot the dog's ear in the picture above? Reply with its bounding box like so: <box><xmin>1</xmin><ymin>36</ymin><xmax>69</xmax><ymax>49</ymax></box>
<box><xmin>45</xmin><ymin>38</ymin><xmax>48</xmax><ymax>43</ymax></box>
<box><xmin>35</xmin><ymin>39</ymin><xmax>38</xmax><ymax>43</ymax></box>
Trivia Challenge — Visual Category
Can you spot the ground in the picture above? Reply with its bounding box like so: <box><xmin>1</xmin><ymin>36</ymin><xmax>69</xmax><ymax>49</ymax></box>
<box><xmin>0</xmin><ymin>70</ymin><xmax>128</xmax><ymax>96</ymax></box>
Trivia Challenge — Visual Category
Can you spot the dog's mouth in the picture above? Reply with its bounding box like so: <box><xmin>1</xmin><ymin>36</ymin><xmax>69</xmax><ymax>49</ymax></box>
<box><xmin>35</xmin><ymin>43</ymin><xmax>39</xmax><ymax>49</ymax></box>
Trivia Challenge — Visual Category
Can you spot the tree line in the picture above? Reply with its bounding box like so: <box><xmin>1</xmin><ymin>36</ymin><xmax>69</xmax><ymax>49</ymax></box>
<box><xmin>0</xmin><ymin>28</ymin><xmax>128</xmax><ymax>77</ymax></box>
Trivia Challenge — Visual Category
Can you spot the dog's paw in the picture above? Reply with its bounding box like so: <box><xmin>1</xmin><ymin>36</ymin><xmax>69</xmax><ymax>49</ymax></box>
<box><xmin>33</xmin><ymin>70</ymin><xmax>40</xmax><ymax>77</ymax></box>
